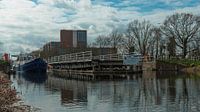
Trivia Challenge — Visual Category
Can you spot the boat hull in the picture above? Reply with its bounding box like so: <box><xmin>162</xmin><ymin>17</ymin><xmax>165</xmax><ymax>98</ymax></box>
<box><xmin>21</xmin><ymin>58</ymin><xmax>47</xmax><ymax>73</ymax></box>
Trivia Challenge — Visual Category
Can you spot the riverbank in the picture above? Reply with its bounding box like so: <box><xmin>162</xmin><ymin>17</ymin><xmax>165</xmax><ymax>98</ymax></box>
<box><xmin>181</xmin><ymin>66</ymin><xmax>200</xmax><ymax>75</ymax></box>
<box><xmin>157</xmin><ymin>59</ymin><xmax>200</xmax><ymax>75</ymax></box>
<box><xmin>0</xmin><ymin>71</ymin><xmax>34</xmax><ymax>112</ymax></box>
<box><xmin>0</xmin><ymin>60</ymin><xmax>10</xmax><ymax>74</ymax></box>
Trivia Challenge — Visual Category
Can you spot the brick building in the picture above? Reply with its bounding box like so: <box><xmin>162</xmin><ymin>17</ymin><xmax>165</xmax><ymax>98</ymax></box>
<box><xmin>60</xmin><ymin>30</ymin><xmax>87</xmax><ymax>48</ymax></box>
<box><xmin>40</xmin><ymin>29</ymin><xmax>118</xmax><ymax>59</ymax></box>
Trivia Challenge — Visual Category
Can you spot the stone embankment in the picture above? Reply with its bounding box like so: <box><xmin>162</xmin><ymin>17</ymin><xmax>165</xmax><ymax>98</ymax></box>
<box><xmin>0</xmin><ymin>71</ymin><xmax>35</xmax><ymax>112</ymax></box>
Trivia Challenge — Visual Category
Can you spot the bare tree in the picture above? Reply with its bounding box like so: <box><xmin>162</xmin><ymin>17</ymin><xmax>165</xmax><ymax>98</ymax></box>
<box><xmin>150</xmin><ymin>27</ymin><xmax>162</xmax><ymax>59</ymax></box>
<box><xmin>94</xmin><ymin>35</ymin><xmax>110</xmax><ymax>48</ymax></box>
<box><xmin>191</xmin><ymin>35</ymin><xmax>200</xmax><ymax>57</ymax></box>
<box><xmin>167</xmin><ymin>36</ymin><xmax>176</xmax><ymax>58</ymax></box>
<box><xmin>161</xmin><ymin>13</ymin><xmax>200</xmax><ymax>58</ymax></box>
<box><xmin>124</xmin><ymin>30</ymin><xmax>136</xmax><ymax>53</ymax></box>
<box><xmin>148</xmin><ymin>39</ymin><xmax>155</xmax><ymax>57</ymax></box>
<box><xmin>127</xmin><ymin>20</ymin><xmax>154</xmax><ymax>56</ymax></box>
<box><xmin>109</xmin><ymin>29</ymin><xmax>124</xmax><ymax>49</ymax></box>
<box><xmin>159</xmin><ymin>40</ymin><xmax>167</xmax><ymax>59</ymax></box>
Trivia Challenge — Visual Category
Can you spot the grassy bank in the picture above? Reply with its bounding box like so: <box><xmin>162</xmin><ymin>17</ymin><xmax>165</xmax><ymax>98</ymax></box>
<box><xmin>0</xmin><ymin>60</ymin><xmax>10</xmax><ymax>65</ymax></box>
<box><xmin>158</xmin><ymin>59</ymin><xmax>200</xmax><ymax>75</ymax></box>
<box><xmin>0</xmin><ymin>71</ymin><xmax>33</xmax><ymax>112</ymax></box>
<box><xmin>159</xmin><ymin>59</ymin><xmax>200</xmax><ymax>67</ymax></box>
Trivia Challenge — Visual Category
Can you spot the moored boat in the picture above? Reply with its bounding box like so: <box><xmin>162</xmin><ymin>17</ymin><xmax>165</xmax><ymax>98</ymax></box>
<box><xmin>21</xmin><ymin>58</ymin><xmax>47</xmax><ymax>73</ymax></box>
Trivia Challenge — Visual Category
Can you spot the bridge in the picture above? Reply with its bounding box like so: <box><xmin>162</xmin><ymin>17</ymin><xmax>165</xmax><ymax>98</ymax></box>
<box><xmin>47</xmin><ymin>51</ymin><xmax>152</xmax><ymax>80</ymax></box>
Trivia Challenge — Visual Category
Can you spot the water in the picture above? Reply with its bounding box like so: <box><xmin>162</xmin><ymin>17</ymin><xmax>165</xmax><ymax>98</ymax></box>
<box><xmin>10</xmin><ymin>71</ymin><xmax>200</xmax><ymax>112</ymax></box>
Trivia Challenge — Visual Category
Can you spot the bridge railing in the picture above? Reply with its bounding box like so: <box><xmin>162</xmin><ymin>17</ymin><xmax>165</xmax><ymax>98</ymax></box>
<box><xmin>48</xmin><ymin>51</ymin><xmax>125</xmax><ymax>64</ymax></box>
<box><xmin>93</xmin><ymin>54</ymin><xmax>123</xmax><ymax>61</ymax></box>
<box><xmin>48</xmin><ymin>51</ymin><xmax>158</xmax><ymax>64</ymax></box>
<box><xmin>48</xmin><ymin>51</ymin><xmax>93</xmax><ymax>64</ymax></box>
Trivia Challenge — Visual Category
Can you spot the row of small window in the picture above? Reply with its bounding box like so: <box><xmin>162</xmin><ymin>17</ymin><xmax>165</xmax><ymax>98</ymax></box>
<box><xmin>77</xmin><ymin>32</ymin><xmax>86</xmax><ymax>41</ymax></box>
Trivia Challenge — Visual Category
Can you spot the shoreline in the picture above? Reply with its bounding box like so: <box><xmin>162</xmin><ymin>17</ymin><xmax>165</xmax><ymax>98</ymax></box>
<box><xmin>180</xmin><ymin>66</ymin><xmax>200</xmax><ymax>75</ymax></box>
<box><xmin>0</xmin><ymin>71</ymin><xmax>38</xmax><ymax>112</ymax></box>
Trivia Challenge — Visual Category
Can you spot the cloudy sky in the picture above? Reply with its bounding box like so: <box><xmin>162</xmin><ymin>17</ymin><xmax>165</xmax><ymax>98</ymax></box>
<box><xmin>0</xmin><ymin>0</ymin><xmax>200</xmax><ymax>54</ymax></box>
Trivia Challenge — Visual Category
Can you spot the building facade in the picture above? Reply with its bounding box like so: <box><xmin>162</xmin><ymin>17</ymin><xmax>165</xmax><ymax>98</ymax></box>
<box><xmin>60</xmin><ymin>30</ymin><xmax>87</xmax><ymax>48</ymax></box>
<box><xmin>43</xmin><ymin>42</ymin><xmax>60</xmax><ymax>52</ymax></box>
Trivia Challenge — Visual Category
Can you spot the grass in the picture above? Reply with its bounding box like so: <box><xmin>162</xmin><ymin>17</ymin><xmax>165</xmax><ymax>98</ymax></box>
<box><xmin>159</xmin><ymin>59</ymin><xmax>200</xmax><ymax>67</ymax></box>
<box><xmin>0</xmin><ymin>60</ymin><xmax>10</xmax><ymax>65</ymax></box>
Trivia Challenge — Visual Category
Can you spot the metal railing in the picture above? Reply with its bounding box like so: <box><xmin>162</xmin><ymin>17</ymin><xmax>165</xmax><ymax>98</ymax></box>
<box><xmin>93</xmin><ymin>54</ymin><xmax>123</xmax><ymax>61</ymax></box>
<box><xmin>48</xmin><ymin>51</ymin><xmax>124</xmax><ymax>64</ymax></box>
<box><xmin>48</xmin><ymin>51</ymin><xmax>92</xmax><ymax>64</ymax></box>
<box><xmin>48</xmin><ymin>51</ymin><xmax>159</xmax><ymax>64</ymax></box>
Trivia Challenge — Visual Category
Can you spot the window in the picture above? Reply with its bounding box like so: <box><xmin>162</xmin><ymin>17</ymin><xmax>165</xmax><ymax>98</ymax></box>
<box><xmin>77</xmin><ymin>31</ymin><xmax>86</xmax><ymax>42</ymax></box>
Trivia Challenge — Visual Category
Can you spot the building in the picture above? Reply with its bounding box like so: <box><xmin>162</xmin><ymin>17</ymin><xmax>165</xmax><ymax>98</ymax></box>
<box><xmin>60</xmin><ymin>30</ymin><xmax>87</xmax><ymax>48</ymax></box>
<box><xmin>40</xmin><ymin>29</ymin><xmax>118</xmax><ymax>59</ymax></box>
<box><xmin>43</xmin><ymin>42</ymin><xmax>60</xmax><ymax>52</ymax></box>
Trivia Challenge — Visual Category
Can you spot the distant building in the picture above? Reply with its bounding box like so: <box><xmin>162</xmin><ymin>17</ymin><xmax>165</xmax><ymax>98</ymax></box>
<box><xmin>43</xmin><ymin>42</ymin><xmax>60</xmax><ymax>52</ymax></box>
<box><xmin>60</xmin><ymin>30</ymin><xmax>87</xmax><ymax>48</ymax></box>
<box><xmin>2</xmin><ymin>53</ymin><xmax>9</xmax><ymax>61</ymax></box>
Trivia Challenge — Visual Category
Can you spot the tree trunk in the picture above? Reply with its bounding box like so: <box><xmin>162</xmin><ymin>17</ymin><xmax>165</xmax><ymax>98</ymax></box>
<box><xmin>182</xmin><ymin>41</ymin><xmax>187</xmax><ymax>58</ymax></box>
<box><xmin>155</xmin><ymin>40</ymin><xmax>159</xmax><ymax>59</ymax></box>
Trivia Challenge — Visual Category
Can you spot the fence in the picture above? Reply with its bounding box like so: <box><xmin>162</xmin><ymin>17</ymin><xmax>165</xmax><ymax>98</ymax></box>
<box><xmin>48</xmin><ymin>51</ymin><xmax>92</xmax><ymax>64</ymax></box>
<box><xmin>47</xmin><ymin>51</ymin><xmax>158</xmax><ymax>64</ymax></box>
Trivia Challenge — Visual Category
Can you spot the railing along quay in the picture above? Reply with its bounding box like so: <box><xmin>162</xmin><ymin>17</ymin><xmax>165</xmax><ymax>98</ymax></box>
<box><xmin>48</xmin><ymin>51</ymin><xmax>123</xmax><ymax>64</ymax></box>
<box><xmin>93</xmin><ymin>54</ymin><xmax>123</xmax><ymax>61</ymax></box>
<box><xmin>48</xmin><ymin>51</ymin><xmax>93</xmax><ymax>64</ymax></box>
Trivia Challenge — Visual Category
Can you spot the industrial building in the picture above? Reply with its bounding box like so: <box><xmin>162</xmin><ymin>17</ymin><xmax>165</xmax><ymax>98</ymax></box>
<box><xmin>43</xmin><ymin>42</ymin><xmax>60</xmax><ymax>52</ymax></box>
<box><xmin>60</xmin><ymin>30</ymin><xmax>87</xmax><ymax>48</ymax></box>
<box><xmin>40</xmin><ymin>29</ymin><xmax>117</xmax><ymax>59</ymax></box>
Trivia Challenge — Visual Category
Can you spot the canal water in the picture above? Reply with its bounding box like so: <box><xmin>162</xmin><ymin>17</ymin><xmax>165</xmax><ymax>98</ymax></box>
<box><xmin>10</xmin><ymin>71</ymin><xmax>200</xmax><ymax>112</ymax></box>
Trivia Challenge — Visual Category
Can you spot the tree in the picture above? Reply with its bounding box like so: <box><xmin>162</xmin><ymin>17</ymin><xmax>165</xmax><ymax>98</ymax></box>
<box><xmin>150</xmin><ymin>27</ymin><xmax>162</xmax><ymax>59</ymax></box>
<box><xmin>161</xmin><ymin>13</ymin><xmax>200</xmax><ymax>58</ymax></box>
<box><xmin>94</xmin><ymin>35</ymin><xmax>110</xmax><ymax>48</ymax></box>
<box><xmin>159</xmin><ymin>40</ymin><xmax>166</xmax><ymax>59</ymax></box>
<box><xmin>191</xmin><ymin>35</ymin><xmax>200</xmax><ymax>57</ymax></box>
<box><xmin>127</xmin><ymin>20</ymin><xmax>154</xmax><ymax>56</ymax></box>
<box><xmin>109</xmin><ymin>29</ymin><xmax>124</xmax><ymax>49</ymax></box>
<box><xmin>167</xmin><ymin>37</ymin><xmax>176</xmax><ymax>58</ymax></box>
<box><xmin>124</xmin><ymin>29</ymin><xmax>136</xmax><ymax>54</ymax></box>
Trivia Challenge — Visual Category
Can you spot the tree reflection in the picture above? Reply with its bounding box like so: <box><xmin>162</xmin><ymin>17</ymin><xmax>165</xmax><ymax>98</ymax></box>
<box><xmin>44</xmin><ymin>72</ymin><xmax>200</xmax><ymax>112</ymax></box>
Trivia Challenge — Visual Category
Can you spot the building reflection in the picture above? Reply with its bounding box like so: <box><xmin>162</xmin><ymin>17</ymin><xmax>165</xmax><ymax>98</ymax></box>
<box><xmin>45</xmin><ymin>77</ymin><xmax>88</xmax><ymax>106</ymax></box>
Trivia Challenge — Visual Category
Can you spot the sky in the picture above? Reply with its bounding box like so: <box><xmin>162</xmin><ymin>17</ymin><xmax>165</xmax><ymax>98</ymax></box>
<box><xmin>0</xmin><ymin>0</ymin><xmax>200</xmax><ymax>54</ymax></box>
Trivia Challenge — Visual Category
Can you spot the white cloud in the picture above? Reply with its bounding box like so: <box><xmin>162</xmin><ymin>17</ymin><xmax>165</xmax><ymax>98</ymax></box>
<box><xmin>0</xmin><ymin>0</ymin><xmax>199</xmax><ymax>54</ymax></box>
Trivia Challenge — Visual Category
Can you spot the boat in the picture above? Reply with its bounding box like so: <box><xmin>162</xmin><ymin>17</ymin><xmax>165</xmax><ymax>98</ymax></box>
<box><xmin>21</xmin><ymin>58</ymin><xmax>47</xmax><ymax>73</ymax></box>
<box><xmin>14</xmin><ymin>54</ymin><xmax>47</xmax><ymax>73</ymax></box>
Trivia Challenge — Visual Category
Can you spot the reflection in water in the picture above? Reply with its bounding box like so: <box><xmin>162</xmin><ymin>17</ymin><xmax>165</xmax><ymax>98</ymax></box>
<box><xmin>21</xmin><ymin>72</ymin><xmax>47</xmax><ymax>83</ymax></box>
<box><xmin>10</xmin><ymin>71</ymin><xmax>200</xmax><ymax>112</ymax></box>
<box><xmin>46</xmin><ymin>77</ymin><xmax>88</xmax><ymax>106</ymax></box>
